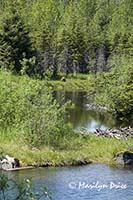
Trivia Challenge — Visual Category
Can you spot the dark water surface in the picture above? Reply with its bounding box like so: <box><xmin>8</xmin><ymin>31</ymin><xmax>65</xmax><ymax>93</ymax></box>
<box><xmin>9</xmin><ymin>164</ymin><xmax>133</xmax><ymax>200</ymax></box>
<box><xmin>53</xmin><ymin>91</ymin><xmax>130</xmax><ymax>132</ymax></box>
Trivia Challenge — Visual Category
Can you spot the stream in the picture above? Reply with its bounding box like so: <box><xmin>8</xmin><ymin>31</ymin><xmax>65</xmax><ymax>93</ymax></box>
<box><xmin>4</xmin><ymin>91</ymin><xmax>133</xmax><ymax>200</ymax></box>
<box><xmin>53</xmin><ymin>91</ymin><xmax>131</xmax><ymax>132</ymax></box>
<box><xmin>9</xmin><ymin>164</ymin><xmax>133</xmax><ymax>200</ymax></box>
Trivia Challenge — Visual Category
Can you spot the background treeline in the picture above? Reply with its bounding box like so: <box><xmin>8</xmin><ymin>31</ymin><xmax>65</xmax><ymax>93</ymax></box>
<box><xmin>0</xmin><ymin>0</ymin><xmax>132</xmax><ymax>78</ymax></box>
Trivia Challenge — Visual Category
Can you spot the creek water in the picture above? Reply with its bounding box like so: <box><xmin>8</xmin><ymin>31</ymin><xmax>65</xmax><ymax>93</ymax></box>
<box><xmin>5</xmin><ymin>91</ymin><xmax>133</xmax><ymax>200</ymax></box>
<box><xmin>53</xmin><ymin>90</ymin><xmax>130</xmax><ymax>132</ymax></box>
<box><xmin>9</xmin><ymin>164</ymin><xmax>133</xmax><ymax>200</ymax></box>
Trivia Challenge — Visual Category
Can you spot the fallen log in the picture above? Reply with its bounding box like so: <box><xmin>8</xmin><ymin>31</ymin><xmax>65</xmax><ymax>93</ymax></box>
<box><xmin>3</xmin><ymin>166</ymin><xmax>35</xmax><ymax>171</ymax></box>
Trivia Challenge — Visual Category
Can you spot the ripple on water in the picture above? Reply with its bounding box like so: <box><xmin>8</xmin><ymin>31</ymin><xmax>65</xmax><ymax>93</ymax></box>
<box><xmin>10</xmin><ymin>164</ymin><xmax>133</xmax><ymax>200</ymax></box>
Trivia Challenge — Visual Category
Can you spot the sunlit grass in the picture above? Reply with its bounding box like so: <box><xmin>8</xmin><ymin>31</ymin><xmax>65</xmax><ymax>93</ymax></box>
<box><xmin>1</xmin><ymin>132</ymin><xmax>133</xmax><ymax>167</ymax></box>
<box><xmin>45</xmin><ymin>78</ymin><xmax>94</xmax><ymax>91</ymax></box>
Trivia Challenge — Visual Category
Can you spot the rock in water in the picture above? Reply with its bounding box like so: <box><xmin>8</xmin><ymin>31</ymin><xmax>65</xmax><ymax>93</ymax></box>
<box><xmin>0</xmin><ymin>155</ymin><xmax>20</xmax><ymax>170</ymax></box>
<box><xmin>114</xmin><ymin>151</ymin><xmax>133</xmax><ymax>166</ymax></box>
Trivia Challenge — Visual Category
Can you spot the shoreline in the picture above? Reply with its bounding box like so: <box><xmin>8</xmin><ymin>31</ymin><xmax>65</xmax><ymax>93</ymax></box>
<box><xmin>2</xmin><ymin>158</ymin><xmax>133</xmax><ymax>172</ymax></box>
<box><xmin>1</xmin><ymin>134</ymin><xmax>133</xmax><ymax>171</ymax></box>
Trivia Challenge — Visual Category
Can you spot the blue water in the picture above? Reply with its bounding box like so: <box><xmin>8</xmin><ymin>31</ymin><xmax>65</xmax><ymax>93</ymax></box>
<box><xmin>9</xmin><ymin>164</ymin><xmax>133</xmax><ymax>200</ymax></box>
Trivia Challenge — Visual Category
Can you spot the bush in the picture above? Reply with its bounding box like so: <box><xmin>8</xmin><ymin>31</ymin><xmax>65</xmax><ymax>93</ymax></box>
<box><xmin>0</xmin><ymin>173</ymin><xmax>52</xmax><ymax>200</ymax></box>
<box><xmin>0</xmin><ymin>71</ymin><xmax>73</xmax><ymax>148</ymax></box>
<box><xmin>94</xmin><ymin>55</ymin><xmax>133</xmax><ymax>120</ymax></box>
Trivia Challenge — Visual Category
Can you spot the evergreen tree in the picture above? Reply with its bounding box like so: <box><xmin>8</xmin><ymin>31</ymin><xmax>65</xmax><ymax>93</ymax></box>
<box><xmin>0</xmin><ymin>0</ymin><xmax>132</xmax><ymax>76</ymax></box>
<box><xmin>0</xmin><ymin>7</ymin><xmax>33</xmax><ymax>73</ymax></box>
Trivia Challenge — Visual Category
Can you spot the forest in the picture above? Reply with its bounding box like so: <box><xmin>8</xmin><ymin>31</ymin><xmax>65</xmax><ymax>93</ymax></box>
<box><xmin>0</xmin><ymin>0</ymin><xmax>132</xmax><ymax>76</ymax></box>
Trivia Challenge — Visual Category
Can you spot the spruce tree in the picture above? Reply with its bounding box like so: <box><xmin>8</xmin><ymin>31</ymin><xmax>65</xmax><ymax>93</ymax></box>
<box><xmin>0</xmin><ymin>7</ymin><xmax>33</xmax><ymax>73</ymax></box>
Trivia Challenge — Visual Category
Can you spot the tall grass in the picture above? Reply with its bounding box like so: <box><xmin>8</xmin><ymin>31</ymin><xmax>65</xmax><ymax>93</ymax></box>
<box><xmin>0</xmin><ymin>128</ymin><xmax>17</xmax><ymax>143</ymax></box>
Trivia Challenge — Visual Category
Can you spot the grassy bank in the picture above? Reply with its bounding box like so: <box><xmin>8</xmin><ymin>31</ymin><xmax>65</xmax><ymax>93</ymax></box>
<box><xmin>45</xmin><ymin>75</ymin><xmax>94</xmax><ymax>91</ymax></box>
<box><xmin>1</xmin><ymin>132</ymin><xmax>133</xmax><ymax>167</ymax></box>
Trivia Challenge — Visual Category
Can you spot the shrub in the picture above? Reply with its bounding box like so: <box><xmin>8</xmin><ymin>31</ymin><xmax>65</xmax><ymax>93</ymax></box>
<box><xmin>94</xmin><ymin>55</ymin><xmax>133</xmax><ymax>120</ymax></box>
<box><xmin>0</xmin><ymin>173</ymin><xmax>52</xmax><ymax>200</ymax></box>
<box><xmin>0</xmin><ymin>71</ymin><xmax>73</xmax><ymax>148</ymax></box>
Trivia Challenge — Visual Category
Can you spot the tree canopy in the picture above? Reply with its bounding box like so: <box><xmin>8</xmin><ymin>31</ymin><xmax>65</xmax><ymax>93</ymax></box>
<box><xmin>0</xmin><ymin>0</ymin><xmax>132</xmax><ymax>77</ymax></box>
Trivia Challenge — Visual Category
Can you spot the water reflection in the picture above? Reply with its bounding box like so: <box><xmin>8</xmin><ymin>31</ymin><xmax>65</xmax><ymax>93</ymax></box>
<box><xmin>53</xmin><ymin>91</ymin><xmax>127</xmax><ymax>132</ymax></box>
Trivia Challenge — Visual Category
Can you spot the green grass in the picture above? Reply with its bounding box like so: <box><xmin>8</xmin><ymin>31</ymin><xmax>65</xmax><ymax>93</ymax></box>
<box><xmin>0</xmin><ymin>71</ymin><xmax>94</xmax><ymax>92</ymax></box>
<box><xmin>1</xmin><ymin>132</ymin><xmax>133</xmax><ymax>167</ymax></box>
<box><xmin>64</xmin><ymin>73</ymin><xmax>92</xmax><ymax>80</ymax></box>
<box><xmin>45</xmin><ymin>78</ymin><xmax>94</xmax><ymax>91</ymax></box>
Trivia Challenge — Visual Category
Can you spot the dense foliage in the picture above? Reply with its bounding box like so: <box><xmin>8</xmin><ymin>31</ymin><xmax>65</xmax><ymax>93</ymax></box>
<box><xmin>0</xmin><ymin>0</ymin><xmax>132</xmax><ymax>77</ymax></box>
<box><xmin>94</xmin><ymin>55</ymin><xmax>133</xmax><ymax>120</ymax></box>
<box><xmin>0</xmin><ymin>4</ymin><xmax>34</xmax><ymax>74</ymax></box>
<box><xmin>0</xmin><ymin>71</ymin><xmax>73</xmax><ymax>148</ymax></box>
